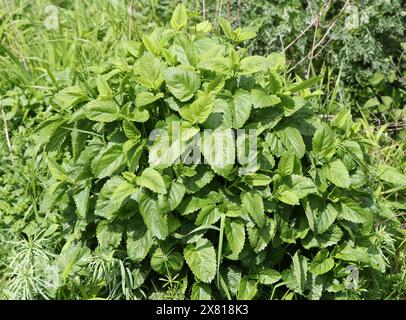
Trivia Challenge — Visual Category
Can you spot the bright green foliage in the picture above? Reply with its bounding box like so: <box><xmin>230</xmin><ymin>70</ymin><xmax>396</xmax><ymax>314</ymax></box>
<box><xmin>0</xmin><ymin>2</ymin><xmax>404</xmax><ymax>301</ymax></box>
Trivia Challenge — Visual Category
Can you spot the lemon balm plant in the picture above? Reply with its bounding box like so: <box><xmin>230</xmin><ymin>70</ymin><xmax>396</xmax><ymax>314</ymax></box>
<box><xmin>34</xmin><ymin>4</ymin><xmax>401</xmax><ymax>299</ymax></box>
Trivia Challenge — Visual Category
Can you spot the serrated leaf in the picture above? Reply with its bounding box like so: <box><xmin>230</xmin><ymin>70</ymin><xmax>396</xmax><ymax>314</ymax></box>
<box><xmin>377</xmin><ymin>164</ymin><xmax>406</xmax><ymax>185</ymax></box>
<box><xmin>96</xmin><ymin>221</ymin><xmax>123</xmax><ymax>250</ymax></box>
<box><xmin>229</xmin><ymin>89</ymin><xmax>252</xmax><ymax>129</ymax></box>
<box><xmin>292</xmin><ymin>252</ymin><xmax>308</xmax><ymax>294</ymax></box>
<box><xmin>94</xmin><ymin>144</ymin><xmax>126</xmax><ymax>179</ymax></box>
<box><xmin>322</xmin><ymin>159</ymin><xmax>350</xmax><ymax>188</ymax></box>
<box><xmin>127</xmin><ymin>218</ymin><xmax>153</xmax><ymax>262</ymax></box>
<box><xmin>135</xmin><ymin>92</ymin><xmax>164</xmax><ymax>108</ymax></box>
<box><xmin>164</xmin><ymin>66</ymin><xmax>201</xmax><ymax>102</ymax></box>
<box><xmin>336</xmin><ymin>202</ymin><xmax>367</xmax><ymax>223</ymax></box>
<box><xmin>240</xmin><ymin>56</ymin><xmax>271</xmax><ymax>74</ymax></box>
<box><xmin>136</xmin><ymin>168</ymin><xmax>167</xmax><ymax>194</ymax></box>
<box><xmin>312</xmin><ymin>123</ymin><xmax>335</xmax><ymax>154</ymax></box>
<box><xmin>123</xmin><ymin>120</ymin><xmax>141</xmax><ymax>142</ymax></box>
<box><xmin>135</xmin><ymin>53</ymin><xmax>166</xmax><ymax>90</ymax></box>
<box><xmin>191</xmin><ymin>282</ymin><xmax>212</xmax><ymax>300</ymax></box>
<box><xmin>237</xmin><ymin>276</ymin><xmax>258</xmax><ymax>300</ymax></box>
<box><xmin>139</xmin><ymin>193</ymin><xmax>168</xmax><ymax>240</ymax></box>
<box><xmin>171</xmin><ymin>3</ymin><xmax>188</xmax><ymax>31</ymax></box>
<box><xmin>251</xmin><ymin>87</ymin><xmax>280</xmax><ymax>109</ymax></box>
<box><xmin>302</xmin><ymin>225</ymin><xmax>343</xmax><ymax>249</ymax></box>
<box><xmin>151</xmin><ymin>244</ymin><xmax>184</xmax><ymax>275</ymax></box>
<box><xmin>54</xmin><ymin>86</ymin><xmax>88</xmax><ymax>109</ymax></box>
<box><xmin>179</xmin><ymin>94</ymin><xmax>214</xmax><ymax>124</ymax></box>
<box><xmin>201</xmin><ymin>129</ymin><xmax>235</xmax><ymax>177</ymax></box>
<box><xmin>241</xmin><ymin>191</ymin><xmax>265</xmax><ymax>227</ymax></box>
<box><xmin>277</xmin><ymin>189</ymin><xmax>300</xmax><ymax>205</ymax></box>
<box><xmin>309</xmin><ymin>250</ymin><xmax>334</xmax><ymax>275</ymax></box>
<box><xmin>184</xmin><ymin>238</ymin><xmax>216</xmax><ymax>283</ymax></box>
<box><xmin>276</xmin><ymin>126</ymin><xmax>306</xmax><ymax>158</ymax></box>
<box><xmin>254</xmin><ymin>268</ymin><xmax>282</xmax><ymax>285</ymax></box>
<box><xmin>196</xmin><ymin>206</ymin><xmax>221</xmax><ymax>225</ymax></box>
<box><xmin>84</xmin><ymin>99</ymin><xmax>120</xmax><ymax>122</ymax></box>
<box><xmin>225</xmin><ymin>219</ymin><xmax>245</xmax><ymax>256</ymax></box>
<box><xmin>168</xmin><ymin>181</ymin><xmax>186</xmax><ymax>210</ymax></box>
<box><xmin>247</xmin><ymin>218</ymin><xmax>276</xmax><ymax>252</ymax></box>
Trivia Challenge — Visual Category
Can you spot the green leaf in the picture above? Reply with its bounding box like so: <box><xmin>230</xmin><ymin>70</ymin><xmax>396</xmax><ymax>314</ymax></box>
<box><xmin>336</xmin><ymin>202</ymin><xmax>367</xmax><ymax>223</ymax></box>
<box><xmin>168</xmin><ymin>181</ymin><xmax>186</xmax><ymax>210</ymax></box>
<box><xmin>127</xmin><ymin>218</ymin><xmax>153</xmax><ymax>262</ymax></box>
<box><xmin>241</xmin><ymin>191</ymin><xmax>265</xmax><ymax>228</ymax></box>
<box><xmin>93</xmin><ymin>144</ymin><xmax>126</xmax><ymax>179</ymax></box>
<box><xmin>96</xmin><ymin>221</ymin><xmax>123</xmax><ymax>250</ymax></box>
<box><xmin>191</xmin><ymin>282</ymin><xmax>212</xmax><ymax>300</ymax></box>
<box><xmin>335</xmin><ymin>245</ymin><xmax>370</xmax><ymax>263</ymax></box>
<box><xmin>171</xmin><ymin>3</ymin><xmax>188</xmax><ymax>31</ymax></box>
<box><xmin>47</xmin><ymin>157</ymin><xmax>70</xmax><ymax>181</ymax></box>
<box><xmin>237</xmin><ymin>276</ymin><xmax>258</xmax><ymax>300</ymax></box>
<box><xmin>95</xmin><ymin>177</ymin><xmax>130</xmax><ymax>220</ymax></box>
<box><xmin>292</xmin><ymin>252</ymin><xmax>308</xmax><ymax>294</ymax></box>
<box><xmin>302</xmin><ymin>225</ymin><xmax>343</xmax><ymax>249</ymax></box>
<box><xmin>196</xmin><ymin>206</ymin><xmax>221</xmax><ymax>225</ymax></box>
<box><xmin>312</xmin><ymin>123</ymin><xmax>335</xmax><ymax>154</ymax></box>
<box><xmin>151</xmin><ymin>244</ymin><xmax>184</xmax><ymax>275</ymax></box>
<box><xmin>240</xmin><ymin>56</ymin><xmax>271</xmax><ymax>74</ymax></box>
<box><xmin>84</xmin><ymin>99</ymin><xmax>120</xmax><ymax>122</ymax></box>
<box><xmin>251</xmin><ymin>88</ymin><xmax>281</xmax><ymax>109</ymax></box>
<box><xmin>377</xmin><ymin>164</ymin><xmax>406</xmax><ymax>185</ymax></box>
<box><xmin>218</xmin><ymin>17</ymin><xmax>234</xmax><ymax>40</ymax></box>
<box><xmin>289</xmin><ymin>175</ymin><xmax>317</xmax><ymax>199</ymax></box>
<box><xmin>149</xmin><ymin>120</ymin><xmax>199</xmax><ymax>168</ymax></box>
<box><xmin>96</xmin><ymin>76</ymin><xmax>112</xmax><ymax>98</ymax></box>
<box><xmin>225</xmin><ymin>219</ymin><xmax>245</xmax><ymax>256</ymax></box>
<box><xmin>139</xmin><ymin>193</ymin><xmax>168</xmax><ymax>240</ymax></box>
<box><xmin>184</xmin><ymin>238</ymin><xmax>216</xmax><ymax>283</ymax></box>
<box><xmin>287</xmin><ymin>76</ymin><xmax>321</xmax><ymax>93</ymax></box>
<box><xmin>277</xmin><ymin>189</ymin><xmax>299</xmax><ymax>205</ymax></box>
<box><xmin>309</xmin><ymin>249</ymin><xmax>334</xmax><ymax>275</ymax></box>
<box><xmin>123</xmin><ymin>120</ymin><xmax>141</xmax><ymax>142</ymax></box>
<box><xmin>135</xmin><ymin>92</ymin><xmax>164</xmax><ymax>108</ymax></box>
<box><xmin>229</xmin><ymin>89</ymin><xmax>252</xmax><ymax>129</ymax></box>
<box><xmin>54</xmin><ymin>86</ymin><xmax>88</xmax><ymax>109</ymax></box>
<box><xmin>242</xmin><ymin>173</ymin><xmax>272</xmax><ymax>186</ymax></box>
<box><xmin>135</xmin><ymin>53</ymin><xmax>166</xmax><ymax>90</ymax></box>
<box><xmin>179</xmin><ymin>94</ymin><xmax>214</xmax><ymax>124</ymax></box>
<box><xmin>276</xmin><ymin>126</ymin><xmax>306</xmax><ymax>158</ymax></box>
<box><xmin>164</xmin><ymin>66</ymin><xmax>201</xmax><ymax>102</ymax></box>
<box><xmin>302</xmin><ymin>196</ymin><xmax>337</xmax><ymax>234</ymax></box>
<box><xmin>247</xmin><ymin>218</ymin><xmax>276</xmax><ymax>252</ymax></box>
<box><xmin>254</xmin><ymin>268</ymin><xmax>282</xmax><ymax>285</ymax></box>
<box><xmin>201</xmin><ymin>129</ymin><xmax>235</xmax><ymax>177</ymax></box>
<box><xmin>136</xmin><ymin>167</ymin><xmax>167</xmax><ymax>194</ymax></box>
<box><xmin>73</xmin><ymin>181</ymin><xmax>91</xmax><ymax>219</ymax></box>
<box><xmin>322</xmin><ymin>159</ymin><xmax>350</xmax><ymax>188</ymax></box>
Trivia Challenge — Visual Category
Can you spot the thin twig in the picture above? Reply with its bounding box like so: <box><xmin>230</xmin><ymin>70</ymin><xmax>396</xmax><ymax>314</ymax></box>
<box><xmin>128</xmin><ymin>0</ymin><xmax>134</xmax><ymax>39</ymax></box>
<box><xmin>283</xmin><ymin>0</ymin><xmax>332</xmax><ymax>52</ymax></box>
<box><xmin>288</xmin><ymin>0</ymin><xmax>350</xmax><ymax>73</ymax></box>
<box><xmin>216</xmin><ymin>0</ymin><xmax>224</xmax><ymax>27</ymax></box>
<box><xmin>237</xmin><ymin>0</ymin><xmax>242</xmax><ymax>25</ymax></box>
<box><xmin>226</xmin><ymin>0</ymin><xmax>231</xmax><ymax>20</ymax></box>
<box><xmin>1</xmin><ymin>102</ymin><xmax>12</xmax><ymax>153</ymax></box>
<box><xmin>307</xmin><ymin>0</ymin><xmax>319</xmax><ymax>79</ymax></box>
<box><xmin>202</xmin><ymin>0</ymin><xmax>206</xmax><ymax>21</ymax></box>
<box><xmin>374</xmin><ymin>213</ymin><xmax>406</xmax><ymax>228</ymax></box>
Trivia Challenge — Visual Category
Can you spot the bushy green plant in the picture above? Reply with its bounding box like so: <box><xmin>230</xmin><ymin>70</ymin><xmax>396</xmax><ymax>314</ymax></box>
<box><xmin>31</xmin><ymin>4</ymin><xmax>403</xmax><ymax>299</ymax></box>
